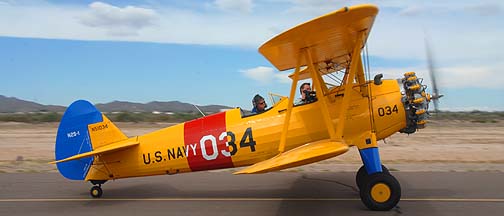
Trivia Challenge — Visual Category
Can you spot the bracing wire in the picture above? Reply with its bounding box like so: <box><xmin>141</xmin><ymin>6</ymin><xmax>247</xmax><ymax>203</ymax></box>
<box><xmin>364</xmin><ymin>42</ymin><xmax>376</xmax><ymax>132</ymax></box>
<box><xmin>324</xmin><ymin>73</ymin><xmax>340</xmax><ymax>84</ymax></box>
<box><xmin>364</xmin><ymin>42</ymin><xmax>371</xmax><ymax>81</ymax></box>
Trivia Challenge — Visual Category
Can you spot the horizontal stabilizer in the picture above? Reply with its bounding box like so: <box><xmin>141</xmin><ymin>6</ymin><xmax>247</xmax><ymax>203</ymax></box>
<box><xmin>50</xmin><ymin>138</ymin><xmax>139</xmax><ymax>164</ymax></box>
<box><xmin>234</xmin><ymin>139</ymin><xmax>348</xmax><ymax>174</ymax></box>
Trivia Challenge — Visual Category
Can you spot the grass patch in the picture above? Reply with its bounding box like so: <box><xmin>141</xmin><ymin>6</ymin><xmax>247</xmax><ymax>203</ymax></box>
<box><xmin>431</xmin><ymin>111</ymin><xmax>503</xmax><ymax>123</ymax></box>
<box><xmin>0</xmin><ymin>112</ymin><xmax>61</xmax><ymax>123</ymax></box>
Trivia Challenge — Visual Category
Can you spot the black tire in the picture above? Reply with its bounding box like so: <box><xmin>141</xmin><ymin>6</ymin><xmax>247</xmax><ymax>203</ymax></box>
<box><xmin>90</xmin><ymin>186</ymin><xmax>103</xmax><ymax>198</ymax></box>
<box><xmin>359</xmin><ymin>172</ymin><xmax>401</xmax><ymax>211</ymax></box>
<box><xmin>356</xmin><ymin>165</ymin><xmax>390</xmax><ymax>189</ymax></box>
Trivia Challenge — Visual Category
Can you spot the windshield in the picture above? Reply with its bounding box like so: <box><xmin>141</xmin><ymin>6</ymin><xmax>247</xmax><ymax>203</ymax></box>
<box><xmin>268</xmin><ymin>93</ymin><xmax>287</xmax><ymax>106</ymax></box>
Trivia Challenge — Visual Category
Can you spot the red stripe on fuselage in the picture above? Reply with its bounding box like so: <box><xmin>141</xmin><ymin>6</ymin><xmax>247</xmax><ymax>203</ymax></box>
<box><xmin>183</xmin><ymin>112</ymin><xmax>233</xmax><ymax>171</ymax></box>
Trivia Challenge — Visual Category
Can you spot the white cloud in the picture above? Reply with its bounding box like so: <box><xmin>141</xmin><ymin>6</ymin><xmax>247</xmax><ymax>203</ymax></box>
<box><xmin>214</xmin><ymin>0</ymin><xmax>254</xmax><ymax>13</ymax></box>
<box><xmin>274</xmin><ymin>73</ymin><xmax>291</xmax><ymax>84</ymax></box>
<box><xmin>241</xmin><ymin>66</ymin><xmax>289</xmax><ymax>84</ymax></box>
<box><xmin>398</xmin><ymin>5</ymin><xmax>426</xmax><ymax>16</ymax></box>
<box><xmin>464</xmin><ymin>3</ymin><xmax>502</xmax><ymax>16</ymax></box>
<box><xmin>241</xmin><ymin>66</ymin><xmax>275</xmax><ymax>84</ymax></box>
<box><xmin>368</xmin><ymin>65</ymin><xmax>504</xmax><ymax>111</ymax></box>
<box><xmin>436</xmin><ymin>65</ymin><xmax>504</xmax><ymax>89</ymax></box>
<box><xmin>0</xmin><ymin>0</ymin><xmax>503</xmax><ymax>91</ymax></box>
<box><xmin>79</xmin><ymin>2</ymin><xmax>158</xmax><ymax>36</ymax></box>
<box><xmin>0</xmin><ymin>1</ymin><xmax>275</xmax><ymax>45</ymax></box>
<box><xmin>372</xmin><ymin>62</ymin><xmax>504</xmax><ymax>96</ymax></box>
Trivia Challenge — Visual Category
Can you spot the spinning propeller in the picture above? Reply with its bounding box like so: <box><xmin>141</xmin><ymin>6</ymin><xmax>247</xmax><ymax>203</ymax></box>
<box><xmin>425</xmin><ymin>37</ymin><xmax>444</xmax><ymax>113</ymax></box>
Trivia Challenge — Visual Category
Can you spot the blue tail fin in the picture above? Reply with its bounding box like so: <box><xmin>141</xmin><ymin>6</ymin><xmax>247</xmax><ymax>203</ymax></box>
<box><xmin>55</xmin><ymin>100</ymin><xmax>103</xmax><ymax>180</ymax></box>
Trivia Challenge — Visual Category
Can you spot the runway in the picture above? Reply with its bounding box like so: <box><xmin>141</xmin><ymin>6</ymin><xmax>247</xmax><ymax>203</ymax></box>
<box><xmin>1</xmin><ymin>171</ymin><xmax>503</xmax><ymax>215</ymax></box>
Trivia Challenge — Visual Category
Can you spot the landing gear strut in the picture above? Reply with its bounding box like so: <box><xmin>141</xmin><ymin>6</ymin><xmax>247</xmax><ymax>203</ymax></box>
<box><xmin>89</xmin><ymin>180</ymin><xmax>107</xmax><ymax>198</ymax></box>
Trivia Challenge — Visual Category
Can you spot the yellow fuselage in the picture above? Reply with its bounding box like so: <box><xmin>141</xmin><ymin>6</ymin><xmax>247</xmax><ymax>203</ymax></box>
<box><xmin>86</xmin><ymin>80</ymin><xmax>405</xmax><ymax>181</ymax></box>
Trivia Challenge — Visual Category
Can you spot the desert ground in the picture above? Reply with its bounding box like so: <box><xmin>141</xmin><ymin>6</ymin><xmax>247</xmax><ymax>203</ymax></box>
<box><xmin>0</xmin><ymin>120</ymin><xmax>503</xmax><ymax>173</ymax></box>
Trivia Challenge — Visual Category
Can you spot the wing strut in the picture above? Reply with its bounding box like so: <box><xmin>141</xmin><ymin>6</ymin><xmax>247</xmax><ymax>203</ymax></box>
<box><xmin>334</xmin><ymin>30</ymin><xmax>366</xmax><ymax>139</ymax></box>
<box><xmin>277</xmin><ymin>52</ymin><xmax>302</xmax><ymax>153</ymax></box>
<box><xmin>305</xmin><ymin>48</ymin><xmax>338</xmax><ymax>140</ymax></box>
<box><xmin>278</xmin><ymin>30</ymin><xmax>368</xmax><ymax>152</ymax></box>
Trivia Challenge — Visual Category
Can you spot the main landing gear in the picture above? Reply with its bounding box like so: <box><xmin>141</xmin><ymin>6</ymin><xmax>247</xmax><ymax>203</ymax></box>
<box><xmin>89</xmin><ymin>180</ymin><xmax>107</xmax><ymax>198</ymax></box>
<box><xmin>356</xmin><ymin>165</ymin><xmax>401</xmax><ymax>211</ymax></box>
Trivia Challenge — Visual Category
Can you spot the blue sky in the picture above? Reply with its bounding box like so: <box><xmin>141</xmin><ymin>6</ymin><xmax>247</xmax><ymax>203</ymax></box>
<box><xmin>0</xmin><ymin>0</ymin><xmax>503</xmax><ymax>111</ymax></box>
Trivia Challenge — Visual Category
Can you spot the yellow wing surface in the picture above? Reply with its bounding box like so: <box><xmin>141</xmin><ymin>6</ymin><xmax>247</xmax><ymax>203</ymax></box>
<box><xmin>259</xmin><ymin>4</ymin><xmax>378</xmax><ymax>71</ymax></box>
<box><xmin>235</xmin><ymin>139</ymin><xmax>348</xmax><ymax>174</ymax></box>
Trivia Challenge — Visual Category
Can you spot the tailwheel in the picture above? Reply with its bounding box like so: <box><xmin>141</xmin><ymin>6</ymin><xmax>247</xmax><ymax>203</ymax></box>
<box><xmin>356</xmin><ymin>165</ymin><xmax>389</xmax><ymax>189</ymax></box>
<box><xmin>359</xmin><ymin>172</ymin><xmax>401</xmax><ymax>211</ymax></box>
<box><xmin>90</xmin><ymin>185</ymin><xmax>103</xmax><ymax>198</ymax></box>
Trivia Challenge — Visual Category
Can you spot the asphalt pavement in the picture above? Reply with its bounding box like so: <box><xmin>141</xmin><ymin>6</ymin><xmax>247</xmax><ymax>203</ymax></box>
<box><xmin>1</xmin><ymin>171</ymin><xmax>503</xmax><ymax>216</ymax></box>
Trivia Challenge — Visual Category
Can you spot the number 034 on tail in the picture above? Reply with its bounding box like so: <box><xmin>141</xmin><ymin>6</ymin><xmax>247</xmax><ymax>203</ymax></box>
<box><xmin>51</xmin><ymin>4</ymin><xmax>437</xmax><ymax>211</ymax></box>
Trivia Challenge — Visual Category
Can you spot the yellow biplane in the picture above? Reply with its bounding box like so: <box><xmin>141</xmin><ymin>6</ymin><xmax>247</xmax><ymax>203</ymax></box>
<box><xmin>52</xmin><ymin>4</ymin><xmax>435</xmax><ymax>211</ymax></box>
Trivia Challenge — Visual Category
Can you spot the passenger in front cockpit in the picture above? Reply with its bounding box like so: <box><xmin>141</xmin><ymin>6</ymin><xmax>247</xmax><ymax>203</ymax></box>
<box><xmin>295</xmin><ymin>83</ymin><xmax>317</xmax><ymax>105</ymax></box>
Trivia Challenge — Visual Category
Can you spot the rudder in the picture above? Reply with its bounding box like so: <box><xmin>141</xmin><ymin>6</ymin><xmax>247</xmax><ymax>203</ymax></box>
<box><xmin>55</xmin><ymin>100</ymin><xmax>127</xmax><ymax>180</ymax></box>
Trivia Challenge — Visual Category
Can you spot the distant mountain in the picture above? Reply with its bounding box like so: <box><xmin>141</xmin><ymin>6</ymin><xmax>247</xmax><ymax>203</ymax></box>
<box><xmin>0</xmin><ymin>95</ymin><xmax>232</xmax><ymax>113</ymax></box>
<box><xmin>0</xmin><ymin>95</ymin><xmax>65</xmax><ymax>113</ymax></box>
<box><xmin>96</xmin><ymin>100</ymin><xmax>232</xmax><ymax>113</ymax></box>
<box><xmin>95</xmin><ymin>101</ymin><xmax>146</xmax><ymax>112</ymax></box>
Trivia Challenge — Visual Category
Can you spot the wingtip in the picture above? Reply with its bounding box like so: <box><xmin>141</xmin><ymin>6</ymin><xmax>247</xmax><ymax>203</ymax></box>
<box><xmin>233</xmin><ymin>166</ymin><xmax>265</xmax><ymax>174</ymax></box>
<box><xmin>233</xmin><ymin>171</ymin><xmax>246</xmax><ymax>175</ymax></box>
<box><xmin>233</xmin><ymin>167</ymin><xmax>268</xmax><ymax>175</ymax></box>
<box><xmin>233</xmin><ymin>171</ymin><xmax>259</xmax><ymax>175</ymax></box>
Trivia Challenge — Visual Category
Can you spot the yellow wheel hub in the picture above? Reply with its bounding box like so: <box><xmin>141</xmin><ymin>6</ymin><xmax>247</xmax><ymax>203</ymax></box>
<box><xmin>92</xmin><ymin>190</ymin><xmax>99</xmax><ymax>196</ymax></box>
<box><xmin>371</xmin><ymin>183</ymin><xmax>391</xmax><ymax>203</ymax></box>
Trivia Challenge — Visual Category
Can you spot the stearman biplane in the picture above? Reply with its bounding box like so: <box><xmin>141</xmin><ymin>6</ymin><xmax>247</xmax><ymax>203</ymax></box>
<box><xmin>51</xmin><ymin>4</ymin><xmax>437</xmax><ymax>211</ymax></box>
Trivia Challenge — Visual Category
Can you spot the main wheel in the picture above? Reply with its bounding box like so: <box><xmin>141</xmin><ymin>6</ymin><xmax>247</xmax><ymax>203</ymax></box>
<box><xmin>359</xmin><ymin>172</ymin><xmax>401</xmax><ymax>211</ymax></box>
<box><xmin>356</xmin><ymin>165</ymin><xmax>390</xmax><ymax>189</ymax></box>
<box><xmin>90</xmin><ymin>186</ymin><xmax>103</xmax><ymax>198</ymax></box>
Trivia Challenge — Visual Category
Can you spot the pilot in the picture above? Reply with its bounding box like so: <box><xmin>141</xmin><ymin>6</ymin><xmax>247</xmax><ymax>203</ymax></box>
<box><xmin>251</xmin><ymin>94</ymin><xmax>267</xmax><ymax>114</ymax></box>
<box><xmin>295</xmin><ymin>82</ymin><xmax>316</xmax><ymax>105</ymax></box>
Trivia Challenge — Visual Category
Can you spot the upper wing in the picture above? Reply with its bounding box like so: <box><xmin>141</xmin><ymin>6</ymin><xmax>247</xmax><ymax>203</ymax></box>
<box><xmin>259</xmin><ymin>4</ymin><xmax>378</xmax><ymax>71</ymax></box>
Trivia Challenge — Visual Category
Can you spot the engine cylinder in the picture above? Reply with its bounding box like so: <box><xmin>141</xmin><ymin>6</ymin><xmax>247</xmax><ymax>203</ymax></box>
<box><xmin>399</xmin><ymin>72</ymin><xmax>430</xmax><ymax>134</ymax></box>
